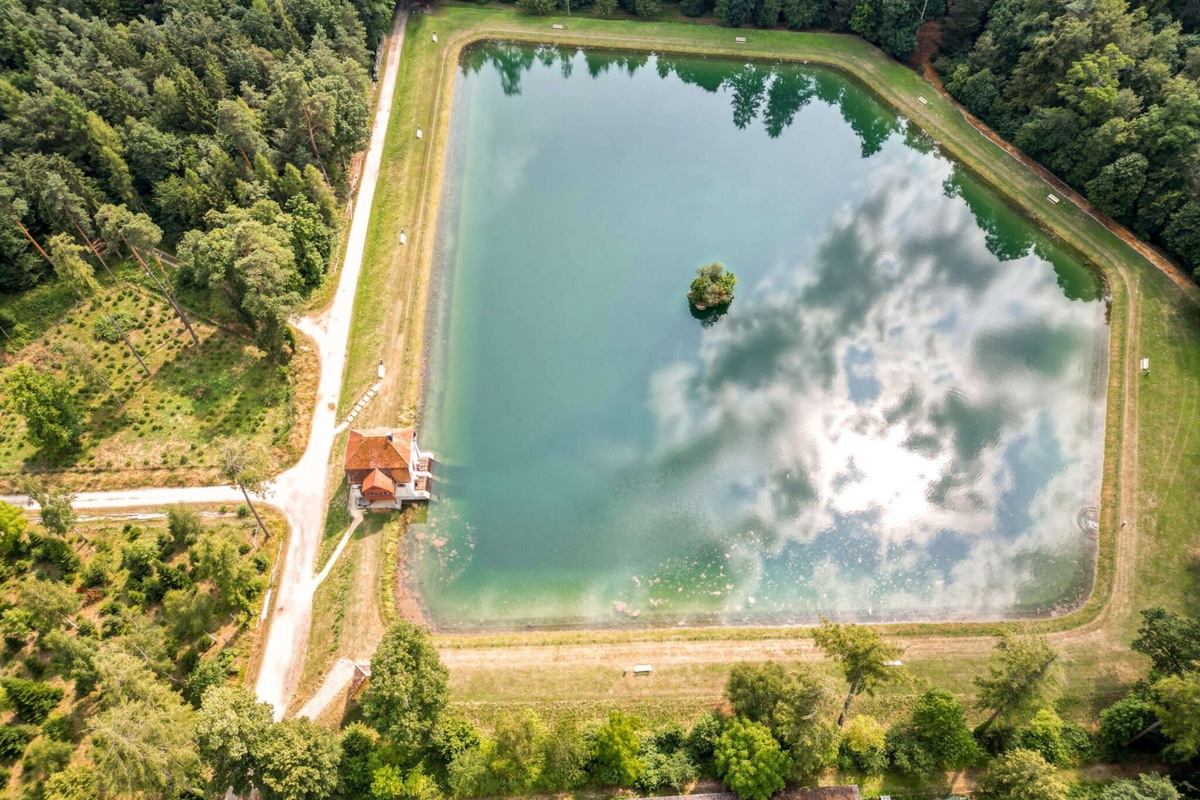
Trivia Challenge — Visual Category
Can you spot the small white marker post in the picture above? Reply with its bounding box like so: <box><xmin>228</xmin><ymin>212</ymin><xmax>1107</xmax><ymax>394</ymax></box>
<box><xmin>399</xmin><ymin>230</ymin><xmax>407</xmax><ymax>245</ymax></box>
<box><xmin>432</xmin><ymin>33</ymin><xmax>438</xmax><ymax>42</ymax></box>
<box><xmin>416</xmin><ymin>127</ymin><xmax>423</xmax><ymax>139</ymax></box>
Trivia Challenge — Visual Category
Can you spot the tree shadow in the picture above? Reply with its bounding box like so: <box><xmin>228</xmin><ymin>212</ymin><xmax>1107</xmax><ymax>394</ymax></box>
<box><xmin>689</xmin><ymin>300</ymin><xmax>732</xmax><ymax>328</ymax></box>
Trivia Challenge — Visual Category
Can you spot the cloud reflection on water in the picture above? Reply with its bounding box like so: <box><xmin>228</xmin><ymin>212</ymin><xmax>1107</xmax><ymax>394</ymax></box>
<box><xmin>420</xmin><ymin>46</ymin><xmax>1108</xmax><ymax>627</ymax></box>
<box><xmin>634</xmin><ymin>146</ymin><xmax>1106</xmax><ymax>623</ymax></box>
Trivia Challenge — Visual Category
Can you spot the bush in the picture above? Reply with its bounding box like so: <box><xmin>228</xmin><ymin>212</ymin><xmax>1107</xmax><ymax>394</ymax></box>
<box><xmin>1099</xmin><ymin>774</ymin><xmax>1180</xmax><ymax>800</ymax></box>
<box><xmin>688</xmin><ymin>262</ymin><xmax>737</xmax><ymax>308</ymax></box>
<box><xmin>184</xmin><ymin>656</ymin><xmax>230</xmax><ymax>708</ymax></box>
<box><xmin>167</xmin><ymin>505</ymin><xmax>203</xmax><ymax>548</ymax></box>
<box><xmin>92</xmin><ymin>311</ymin><xmax>140</xmax><ymax>344</ymax></box>
<box><xmin>685</xmin><ymin>711</ymin><xmax>725</xmax><ymax>771</ymax></box>
<box><xmin>633</xmin><ymin>0</ymin><xmax>662</xmax><ymax>15</ymax></box>
<box><xmin>1099</xmin><ymin>690</ymin><xmax>1163</xmax><ymax>758</ymax></box>
<box><xmin>541</xmin><ymin>717</ymin><xmax>590</xmax><ymax>791</ymax></box>
<box><xmin>42</xmin><ymin>713</ymin><xmax>73</xmax><ymax>742</ymax></box>
<box><xmin>0</xmin><ymin>725</ymin><xmax>34</xmax><ymax>759</ymax></box>
<box><xmin>637</xmin><ymin>747</ymin><xmax>698</xmax><ymax>794</ymax></box>
<box><xmin>121</xmin><ymin>539</ymin><xmax>160</xmax><ymax>583</ymax></box>
<box><xmin>978</xmin><ymin>748</ymin><xmax>1068</xmax><ymax>800</ymax></box>
<box><xmin>838</xmin><ymin>715</ymin><xmax>888</xmax><ymax>775</ymax></box>
<box><xmin>594</xmin><ymin>0</ymin><xmax>617</xmax><ymax>14</ymax></box>
<box><xmin>0</xmin><ymin>608</ymin><xmax>33</xmax><ymax>648</ymax></box>
<box><xmin>714</xmin><ymin>718</ymin><xmax>790</xmax><ymax>800</ymax></box>
<box><xmin>21</xmin><ymin>738</ymin><xmax>73</xmax><ymax>785</ymax></box>
<box><xmin>0</xmin><ymin>678</ymin><xmax>64</xmax><ymax>724</ymax></box>
<box><xmin>885</xmin><ymin>725</ymin><xmax>936</xmax><ymax>778</ymax></box>
<box><xmin>516</xmin><ymin>0</ymin><xmax>558</xmax><ymax>13</ymax></box>
<box><xmin>594</xmin><ymin>711</ymin><xmax>644</xmax><ymax>787</ymax></box>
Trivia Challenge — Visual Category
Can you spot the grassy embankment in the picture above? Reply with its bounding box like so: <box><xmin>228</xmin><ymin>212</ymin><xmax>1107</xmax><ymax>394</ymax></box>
<box><xmin>0</xmin><ymin>263</ymin><xmax>318</xmax><ymax>493</ymax></box>
<box><xmin>321</xmin><ymin>2</ymin><xmax>1200</xmax><ymax>757</ymax></box>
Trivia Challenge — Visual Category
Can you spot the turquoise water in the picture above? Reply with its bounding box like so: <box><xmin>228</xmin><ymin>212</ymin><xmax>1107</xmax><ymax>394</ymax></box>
<box><xmin>415</xmin><ymin>43</ymin><xmax>1109</xmax><ymax>628</ymax></box>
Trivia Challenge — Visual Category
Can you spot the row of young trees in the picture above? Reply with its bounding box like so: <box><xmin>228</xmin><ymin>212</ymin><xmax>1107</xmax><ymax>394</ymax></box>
<box><xmin>0</xmin><ymin>0</ymin><xmax>384</xmax><ymax>357</ymax></box>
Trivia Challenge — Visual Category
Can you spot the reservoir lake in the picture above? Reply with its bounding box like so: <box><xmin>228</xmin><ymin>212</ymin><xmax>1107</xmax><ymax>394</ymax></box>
<box><xmin>414</xmin><ymin>43</ymin><xmax>1109</xmax><ymax>628</ymax></box>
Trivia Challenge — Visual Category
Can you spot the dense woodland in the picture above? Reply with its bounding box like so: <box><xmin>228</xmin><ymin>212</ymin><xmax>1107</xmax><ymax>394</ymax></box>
<box><xmin>0</xmin><ymin>0</ymin><xmax>391</xmax><ymax>357</ymax></box>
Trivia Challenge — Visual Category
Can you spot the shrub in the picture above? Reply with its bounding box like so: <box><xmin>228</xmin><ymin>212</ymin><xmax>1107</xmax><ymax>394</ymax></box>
<box><xmin>838</xmin><ymin>715</ymin><xmax>888</xmax><ymax>775</ymax></box>
<box><xmin>0</xmin><ymin>608</ymin><xmax>33</xmax><ymax>648</ymax></box>
<box><xmin>0</xmin><ymin>725</ymin><xmax>34</xmax><ymax>759</ymax></box>
<box><xmin>714</xmin><ymin>718</ymin><xmax>790</xmax><ymax>800</ymax></box>
<box><xmin>1015</xmin><ymin>711</ymin><xmax>1092</xmax><ymax>766</ymax></box>
<box><xmin>1098</xmin><ymin>774</ymin><xmax>1180</xmax><ymax>800</ymax></box>
<box><xmin>516</xmin><ymin>0</ymin><xmax>558</xmax><ymax>13</ymax></box>
<box><xmin>594</xmin><ymin>0</ymin><xmax>617</xmax><ymax>14</ymax></box>
<box><xmin>0</xmin><ymin>678</ymin><xmax>64</xmax><ymax>724</ymax></box>
<box><xmin>92</xmin><ymin>311</ymin><xmax>140</xmax><ymax>344</ymax></box>
<box><xmin>885</xmin><ymin>724</ymin><xmax>936</xmax><ymax>778</ymax></box>
<box><xmin>978</xmin><ymin>748</ymin><xmax>1068</xmax><ymax>800</ymax></box>
<box><xmin>911</xmin><ymin>688</ymin><xmax>984</xmax><ymax>769</ymax></box>
<box><xmin>121</xmin><ymin>539</ymin><xmax>160</xmax><ymax>583</ymax></box>
<box><xmin>688</xmin><ymin>262</ymin><xmax>737</xmax><ymax>308</ymax></box>
<box><xmin>595</xmin><ymin>711</ymin><xmax>644</xmax><ymax>787</ymax></box>
<box><xmin>1099</xmin><ymin>691</ymin><xmax>1163</xmax><ymax>758</ymax></box>
<box><xmin>21</xmin><ymin>738</ymin><xmax>73</xmax><ymax>784</ymax></box>
<box><xmin>633</xmin><ymin>0</ymin><xmax>662</xmax><ymax>15</ymax></box>
<box><xmin>685</xmin><ymin>711</ymin><xmax>725</xmax><ymax>771</ymax></box>
<box><xmin>540</xmin><ymin>717</ymin><xmax>590</xmax><ymax>791</ymax></box>
<box><xmin>42</xmin><ymin>713</ymin><xmax>73</xmax><ymax>742</ymax></box>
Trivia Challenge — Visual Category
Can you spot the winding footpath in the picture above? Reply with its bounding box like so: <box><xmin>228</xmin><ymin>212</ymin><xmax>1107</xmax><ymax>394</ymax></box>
<box><xmin>2</xmin><ymin>10</ymin><xmax>409</xmax><ymax>720</ymax></box>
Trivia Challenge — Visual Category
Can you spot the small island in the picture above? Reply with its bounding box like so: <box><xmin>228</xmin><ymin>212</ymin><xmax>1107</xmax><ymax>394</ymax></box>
<box><xmin>687</xmin><ymin>262</ymin><xmax>738</xmax><ymax>310</ymax></box>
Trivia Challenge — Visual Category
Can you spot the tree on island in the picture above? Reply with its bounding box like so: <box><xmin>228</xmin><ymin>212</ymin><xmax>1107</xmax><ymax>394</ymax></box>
<box><xmin>688</xmin><ymin>262</ymin><xmax>737</xmax><ymax>310</ymax></box>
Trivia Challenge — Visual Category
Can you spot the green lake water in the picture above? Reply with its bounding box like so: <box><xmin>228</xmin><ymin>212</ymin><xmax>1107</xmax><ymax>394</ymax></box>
<box><xmin>414</xmin><ymin>43</ymin><xmax>1109</xmax><ymax>628</ymax></box>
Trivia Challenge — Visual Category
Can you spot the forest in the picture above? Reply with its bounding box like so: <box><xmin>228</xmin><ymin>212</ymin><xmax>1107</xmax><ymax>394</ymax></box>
<box><xmin>0</xmin><ymin>0</ymin><xmax>391</xmax><ymax>358</ymax></box>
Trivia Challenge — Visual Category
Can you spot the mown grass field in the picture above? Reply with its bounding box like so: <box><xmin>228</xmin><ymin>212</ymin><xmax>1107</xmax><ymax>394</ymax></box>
<box><xmin>324</xmin><ymin>4</ymin><xmax>1200</xmax><ymax>771</ymax></box>
<box><xmin>0</xmin><ymin>264</ymin><xmax>317</xmax><ymax>492</ymax></box>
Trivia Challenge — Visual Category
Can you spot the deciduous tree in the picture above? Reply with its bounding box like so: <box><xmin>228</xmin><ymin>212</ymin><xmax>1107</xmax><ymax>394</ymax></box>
<box><xmin>713</xmin><ymin>718</ymin><xmax>790</xmax><ymax>800</ymax></box>
<box><xmin>974</xmin><ymin>632</ymin><xmax>1062</xmax><ymax>732</ymax></box>
<box><xmin>362</xmin><ymin>621</ymin><xmax>450</xmax><ymax>752</ymax></box>
<box><xmin>812</xmin><ymin>618</ymin><xmax>904</xmax><ymax>727</ymax></box>
<box><xmin>3</xmin><ymin>364</ymin><xmax>82</xmax><ymax>456</ymax></box>
<box><xmin>977</xmin><ymin>748</ymin><xmax>1068</xmax><ymax>800</ymax></box>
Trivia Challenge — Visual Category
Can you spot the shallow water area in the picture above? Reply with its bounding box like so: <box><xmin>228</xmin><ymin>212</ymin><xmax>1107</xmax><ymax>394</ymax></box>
<box><xmin>415</xmin><ymin>43</ymin><xmax>1109</xmax><ymax>629</ymax></box>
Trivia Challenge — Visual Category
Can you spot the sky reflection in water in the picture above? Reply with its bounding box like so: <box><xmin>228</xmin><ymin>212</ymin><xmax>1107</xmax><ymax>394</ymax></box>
<box><xmin>416</xmin><ymin>44</ymin><xmax>1109</xmax><ymax>628</ymax></box>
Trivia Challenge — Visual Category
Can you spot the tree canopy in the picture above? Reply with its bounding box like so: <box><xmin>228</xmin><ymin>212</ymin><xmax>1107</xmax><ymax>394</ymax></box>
<box><xmin>361</xmin><ymin>621</ymin><xmax>451</xmax><ymax>753</ymax></box>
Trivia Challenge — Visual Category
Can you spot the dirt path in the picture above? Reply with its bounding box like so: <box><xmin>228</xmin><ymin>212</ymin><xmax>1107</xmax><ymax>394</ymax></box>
<box><xmin>297</xmin><ymin>658</ymin><xmax>358</xmax><ymax>720</ymax></box>
<box><xmin>250</xmin><ymin>10</ymin><xmax>409</xmax><ymax>718</ymax></box>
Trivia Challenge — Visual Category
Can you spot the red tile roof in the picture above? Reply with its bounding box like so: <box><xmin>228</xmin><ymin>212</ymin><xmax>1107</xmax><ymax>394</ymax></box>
<box><xmin>345</xmin><ymin>428</ymin><xmax>414</xmax><ymax>484</ymax></box>
<box><xmin>362</xmin><ymin>468</ymin><xmax>396</xmax><ymax>498</ymax></box>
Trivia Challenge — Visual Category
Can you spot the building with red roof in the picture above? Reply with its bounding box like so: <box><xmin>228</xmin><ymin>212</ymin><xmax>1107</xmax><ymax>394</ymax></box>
<box><xmin>343</xmin><ymin>427</ymin><xmax>434</xmax><ymax>508</ymax></box>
